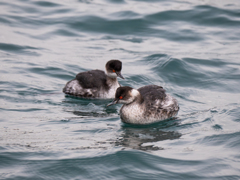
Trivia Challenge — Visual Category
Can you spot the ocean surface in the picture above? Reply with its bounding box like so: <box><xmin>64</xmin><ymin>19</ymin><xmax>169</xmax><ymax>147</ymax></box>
<box><xmin>1</xmin><ymin>0</ymin><xmax>240</xmax><ymax>179</ymax></box>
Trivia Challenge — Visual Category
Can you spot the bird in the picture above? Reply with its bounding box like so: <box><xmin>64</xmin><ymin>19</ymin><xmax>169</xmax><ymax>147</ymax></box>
<box><xmin>107</xmin><ymin>85</ymin><xmax>179</xmax><ymax>124</ymax></box>
<box><xmin>63</xmin><ymin>60</ymin><xmax>124</xmax><ymax>98</ymax></box>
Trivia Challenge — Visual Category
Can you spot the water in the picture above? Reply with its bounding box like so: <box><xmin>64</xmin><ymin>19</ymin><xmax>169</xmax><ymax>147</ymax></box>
<box><xmin>1</xmin><ymin>0</ymin><xmax>240</xmax><ymax>179</ymax></box>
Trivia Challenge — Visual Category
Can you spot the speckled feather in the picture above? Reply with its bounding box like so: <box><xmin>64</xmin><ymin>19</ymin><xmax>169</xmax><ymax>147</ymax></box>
<box><xmin>138</xmin><ymin>85</ymin><xmax>166</xmax><ymax>102</ymax></box>
<box><xmin>116</xmin><ymin>85</ymin><xmax>179</xmax><ymax>124</ymax></box>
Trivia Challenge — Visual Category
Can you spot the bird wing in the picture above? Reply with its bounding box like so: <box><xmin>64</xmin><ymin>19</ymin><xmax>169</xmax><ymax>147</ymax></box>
<box><xmin>76</xmin><ymin>70</ymin><xmax>108</xmax><ymax>89</ymax></box>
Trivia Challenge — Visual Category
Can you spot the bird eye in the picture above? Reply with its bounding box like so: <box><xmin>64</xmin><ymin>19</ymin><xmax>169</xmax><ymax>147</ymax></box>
<box><xmin>112</xmin><ymin>70</ymin><xmax>115</xmax><ymax>72</ymax></box>
<box><xmin>119</xmin><ymin>96</ymin><xmax>123</xmax><ymax>99</ymax></box>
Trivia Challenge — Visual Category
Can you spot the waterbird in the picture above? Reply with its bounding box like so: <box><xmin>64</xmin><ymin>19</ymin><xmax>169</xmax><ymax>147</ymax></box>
<box><xmin>107</xmin><ymin>85</ymin><xmax>179</xmax><ymax>124</ymax></box>
<box><xmin>63</xmin><ymin>60</ymin><xmax>124</xmax><ymax>98</ymax></box>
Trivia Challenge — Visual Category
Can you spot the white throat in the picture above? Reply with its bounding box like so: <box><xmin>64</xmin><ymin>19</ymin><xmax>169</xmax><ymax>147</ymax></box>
<box><xmin>106</xmin><ymin>72</ymin><xmax>117</xmax><ymax>79</ymax></box>
<box><xmin>106</xmin><ymin>67</ymin><xmax>117</xmax><ymax>79</ymax></box>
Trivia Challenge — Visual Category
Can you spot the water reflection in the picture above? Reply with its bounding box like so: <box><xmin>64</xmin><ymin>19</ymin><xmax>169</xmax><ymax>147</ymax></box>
<box><xmin>62</xmin><ymin>96</ymin><xmax>118</xmax><ymax>118</ymax></box>
<box><xmin>116</xmin><ymin>121</ymin><xmax>181</xmax><ymax>151</ymax></box>
<box><xmin>70</xmin><ymin>109</ymin><xmax>117</xmax><ymax>118</ymax></box>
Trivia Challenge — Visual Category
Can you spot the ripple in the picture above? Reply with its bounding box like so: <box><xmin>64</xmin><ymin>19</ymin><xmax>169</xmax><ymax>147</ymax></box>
<box><xmin>1</xmin><ymin>0</ymin><xmax>240</xmax><ymax>179</ymax></box>
<box><xmin>53</xmin><ymin>29</ymin><xmax>79</xmax><ymax>37</ymax></box>
<box><xmin>33</xmin><ymin>1</ymin><xmax>61</xmax><ymax>7</ymax></box>
<box><xmin>145</xmin><ymin>5</ymin><xmax>240</xmax><ymax>28</ymax></box>
<box><xmin>145</xmin><ymin>56</ymin><xmax>240</xmax><ymax>92</ymax></box>
<box><xmin>200</xmin><ymin>131</ymin><xmax>240</xmax><ymax>148</ymax></box>
<box><xmin>109</xmin><ymin>10</ymin><xmax>141</xmax><ymax>19</ymax></box>
<box><xmin>0</xmin><ymin>43</ymin><xmax>40</xmax><ymax>56</ymax></box>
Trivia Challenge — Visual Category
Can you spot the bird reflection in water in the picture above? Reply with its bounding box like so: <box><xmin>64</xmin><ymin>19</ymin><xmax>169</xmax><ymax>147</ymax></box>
<box><xmin>116</xmin><ymin>119</ymin><xmax>181</xmax><ymax>151</ymax></box>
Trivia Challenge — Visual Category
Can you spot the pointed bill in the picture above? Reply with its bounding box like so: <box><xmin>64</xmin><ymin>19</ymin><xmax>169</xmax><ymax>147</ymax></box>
<box><xmin>107</xmin><ymin>99</ymin><xmax>118</xmax><ymax>107</ymax></box>
<box><xmin>116</xmin><ymin>72</ymin><xmax>124</xmax><ymax>79</ymax></box>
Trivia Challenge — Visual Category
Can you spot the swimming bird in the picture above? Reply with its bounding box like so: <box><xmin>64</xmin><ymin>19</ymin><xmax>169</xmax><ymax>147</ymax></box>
<box><xmin>63</xmin><ymin>60</ymin><xmax>124</xmax><ymax>98</ymax></box>
<box><xmin>107</xmin><ymin>85</ymin><xmax>179</xmax><ymax>124</ymax></box>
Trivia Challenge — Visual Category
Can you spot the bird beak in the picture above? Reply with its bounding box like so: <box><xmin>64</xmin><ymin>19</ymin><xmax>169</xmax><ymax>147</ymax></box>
<box><xmin>107</xmin><ymin>99</ymin><xmax>118</xmax><ymax>107</ymax></box>
<box><xmin>116</xmin><ymin>72</ymin><xmax>124</xmax><ymax>79</ymax></box>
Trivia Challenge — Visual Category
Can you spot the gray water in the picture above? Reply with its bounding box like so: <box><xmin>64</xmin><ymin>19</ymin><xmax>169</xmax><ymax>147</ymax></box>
<box><xmin>1</xmin><ymin>0</ymin><xmax>240</xmax><ymax>179</ymax></box>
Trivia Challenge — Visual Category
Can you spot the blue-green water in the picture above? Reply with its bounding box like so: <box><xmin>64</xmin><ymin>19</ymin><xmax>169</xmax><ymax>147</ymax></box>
<box><xmin>1</xmin><ymin>0</ymin><xmax>240</xmax><ymax>179</ymax></box>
